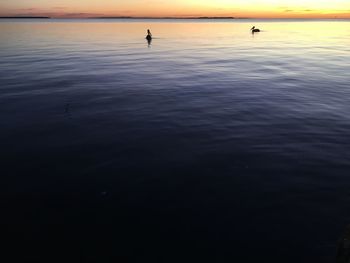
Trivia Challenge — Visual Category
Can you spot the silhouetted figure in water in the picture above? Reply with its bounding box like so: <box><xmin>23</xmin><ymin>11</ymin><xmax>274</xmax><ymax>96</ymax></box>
<box><xmin>146</xmin><ymin>29</ymin><xmax>152</xmax><ymax>41</ymax></box>
<box><xmin>251</xmin><ymin>26</ymin><xmax>260</xmax><ymax>33</ymax></box>
<box><xmin>146</xmin><ymin>29</ymin><xmax>152</xmax><ymax>46</ymax></box>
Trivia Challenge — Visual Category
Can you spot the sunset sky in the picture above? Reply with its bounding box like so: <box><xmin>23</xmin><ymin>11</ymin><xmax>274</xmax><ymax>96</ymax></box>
<box><xmin>1</xmin><ymin>0</ymin><xmax>350</xmax><ymax>18</ymax></box>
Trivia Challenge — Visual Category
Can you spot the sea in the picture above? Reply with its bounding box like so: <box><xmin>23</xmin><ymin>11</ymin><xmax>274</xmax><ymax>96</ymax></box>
<box><xmin>1</xmin><ymin>18</ymin><xmax>350</xmax><ymax>262</ymax></box>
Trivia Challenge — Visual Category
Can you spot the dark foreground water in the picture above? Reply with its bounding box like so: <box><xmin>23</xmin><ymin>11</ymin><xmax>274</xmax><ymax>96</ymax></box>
<box><xmin>1</xmin><ymin>19</ymin><xmax>350</xmax><ymax>262</ymax></box>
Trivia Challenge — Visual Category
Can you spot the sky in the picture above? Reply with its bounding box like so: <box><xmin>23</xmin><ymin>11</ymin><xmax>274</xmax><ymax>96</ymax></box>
<box><xmin>1</xmin><ymin>0</ymin><xmax>350</xmax><ymax>18</ymax></box>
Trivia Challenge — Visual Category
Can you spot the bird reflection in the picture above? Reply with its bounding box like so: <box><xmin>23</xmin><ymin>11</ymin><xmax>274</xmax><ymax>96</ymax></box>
<box><xmin>147</xmin><ymin>37</ymin><xmax>152</xmax><ymax>47</ymax></box>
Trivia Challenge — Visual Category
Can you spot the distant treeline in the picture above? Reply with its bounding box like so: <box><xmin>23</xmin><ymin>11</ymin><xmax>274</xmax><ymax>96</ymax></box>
<box><xmin>89</xmin><ymin>16</ymin><xmax>249</xmax><ymax>19</ymax></box>
<box><xmin>0</xmin><ymin>16</ymin><xmax>50</xmax><ymax>19</ymax></box>
<box><xmin>0</xmin><ymin>16</ymin><xmax>251</xmax><ymax>20</ymax></box>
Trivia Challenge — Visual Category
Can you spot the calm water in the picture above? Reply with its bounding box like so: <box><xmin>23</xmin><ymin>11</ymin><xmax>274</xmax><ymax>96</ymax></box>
<box><xmin>1</xmin><ymin>19</ymin><xmax>350</xmax><ymax>262</ymax></box>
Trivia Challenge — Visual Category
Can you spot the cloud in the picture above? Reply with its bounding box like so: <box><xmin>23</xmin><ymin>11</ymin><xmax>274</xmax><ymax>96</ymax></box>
<box><xmin>283</xmin><ymin>8</ymin><xmax>315</xmax><ymax>13</ymax></box>
<box><xmin>18</xmin><ymin>8</ymin><xmax>39</xmax><ymax>11</ymax></box>
<box><xmin>55</xmin><ymin>12</ymin><xmax>103</xmax><ymax>18</ymax></box>
<box><xmin>11</xmin><ymin>11</ymin><xmax>102</xmax><ymax>18</ymax></box>
<box><xmin>53</xmin><ymin>7</ymin><xmax>67</xmax><ymax>10</ymax></box>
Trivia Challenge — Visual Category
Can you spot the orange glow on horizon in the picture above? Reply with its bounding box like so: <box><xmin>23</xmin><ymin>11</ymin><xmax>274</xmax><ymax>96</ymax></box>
<box><xmin>0</xmin><ymin>0</ymin><xmax>349</xmax><ymax>18</ymax></box>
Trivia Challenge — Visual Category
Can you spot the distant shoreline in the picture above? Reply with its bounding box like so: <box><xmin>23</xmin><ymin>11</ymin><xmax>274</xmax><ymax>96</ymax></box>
<box><xmin>0</xmin><ymin>16</ymin><xmax>245</xmax><ymax>19</ymax></box>
<box><xmin>0</xmin><ymin>16</ymin><xmax>349</xmax><ymax>20</ymax></box>
<box><xmin>89</xmin><ymin>16</ymin><xmax>244</xmax><ymax>19</ymax></box>
<box><xmin>0</xmin><ymin>16</ymin><xmax>51</xmax><ymax>19</ymax></box>
<box><xmin>0</xmin><ymin>16</ymin><xmax>247</xmax><ymax>20</ymax></box>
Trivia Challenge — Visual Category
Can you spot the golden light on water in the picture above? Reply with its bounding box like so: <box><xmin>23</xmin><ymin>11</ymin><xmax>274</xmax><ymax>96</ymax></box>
<box><xmin>0</xmin><ymin>0</ymin><xmax>349</xmax><ymax>18</ymax></box>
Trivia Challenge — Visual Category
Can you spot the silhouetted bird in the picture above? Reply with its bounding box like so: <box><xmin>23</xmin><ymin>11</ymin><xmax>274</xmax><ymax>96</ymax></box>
<box><xmin>146</xmin><ymin>29</ymin><xmax>152</xmax><ymax>41</ymax></box>
<box><xmin>251</xmin><ymin>26</ymin><xmax>260</xmax><ymax>33</ymax></box>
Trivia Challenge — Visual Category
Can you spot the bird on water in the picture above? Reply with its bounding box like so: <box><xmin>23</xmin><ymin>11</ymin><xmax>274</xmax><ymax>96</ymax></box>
<box><xmin>251</xmin><ymin>26</ymin><xmax>260</xmax><ymax>33</ymax></box>
<box><xmin>146</xmin><ymin>29</ymin><xmax>152</xmax><ymax>41</ymax></box>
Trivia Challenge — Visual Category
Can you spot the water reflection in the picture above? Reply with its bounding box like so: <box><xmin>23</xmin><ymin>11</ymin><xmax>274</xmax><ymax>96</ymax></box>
<box><xmin>1</xmin><ymin>19</ymin><xmax>350</xmax><ymax>263</ymax></box>
<box><xmin>1</xmin><ymin>19</ymin><xmax>349</xmax><ymax>50</ymax></box>
<box><xmin>146</xmin><ymin>36</ymin><xmax>152</xmax><ymax>46</ymax></box>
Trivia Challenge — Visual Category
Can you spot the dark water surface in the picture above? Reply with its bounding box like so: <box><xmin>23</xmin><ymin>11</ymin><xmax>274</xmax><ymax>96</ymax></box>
<box><xmin>1</xmin><ymin>19</ymin><xmax>350</xmax><ymax>262</ymax></box>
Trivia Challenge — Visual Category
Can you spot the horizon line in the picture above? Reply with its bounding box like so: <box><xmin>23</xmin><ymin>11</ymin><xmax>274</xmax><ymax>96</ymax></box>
<box><xmin>1</xmin><ymin>16</ymin><xmax>350</xmax><ymax>20</ymax></box>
